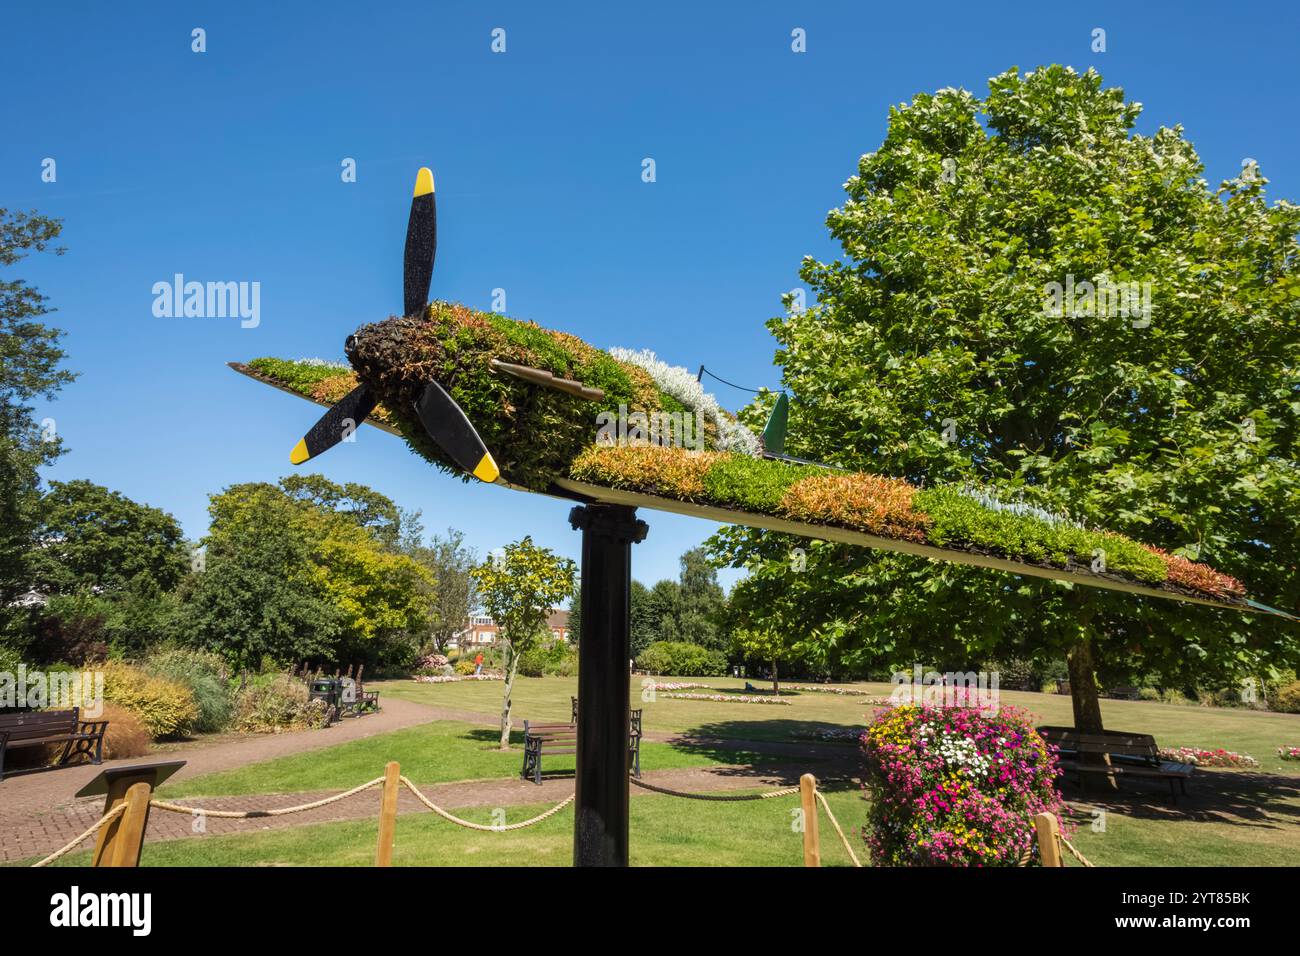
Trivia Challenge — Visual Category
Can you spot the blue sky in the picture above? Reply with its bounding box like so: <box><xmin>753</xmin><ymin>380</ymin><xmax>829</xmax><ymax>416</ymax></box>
<box><xmin>3</xmin><ymin>1</ymin><xmax>1298</xmax><ymax>590</ymax></box>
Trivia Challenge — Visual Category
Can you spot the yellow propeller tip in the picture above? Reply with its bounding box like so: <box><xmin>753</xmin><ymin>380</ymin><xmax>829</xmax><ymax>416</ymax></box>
<box><xmin>473</xmin><ymin>453</ymin><xmax>499</xmax><ymax>483</ymax></box>
<box><xmin>413</xmin><ymin>167</ymin><xmax>434</xmax><ymax>197</ymax></box>
<box><xmin>290</xmin><ymin>439</ymin><xmax>310</xmax><ymax>465</ymax></box>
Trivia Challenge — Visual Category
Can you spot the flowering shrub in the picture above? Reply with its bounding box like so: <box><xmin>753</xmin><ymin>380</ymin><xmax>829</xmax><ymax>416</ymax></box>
<box><xmin>1158</xmin><ymin>747</ymin><xmax>1259</xmax><ymax>768</ymax></box>
<box><xmin>417</xmin><ymin>654</ymin><xmax>450</xmax><ymax>670</ymax></box>
<box><xmin>232</xmin><ymin>676</ymin><xmax>332</xmax><ymax>733</ymax></box>
<box><xmin>1278</xmin><ymin>746</ymin><xmax>1300</xmax><ymax>761</ymax></box>
<box><xmin>862</xmin><ymin>703</ymin><xmax>1065</xmax><ymax>866</ymax></box>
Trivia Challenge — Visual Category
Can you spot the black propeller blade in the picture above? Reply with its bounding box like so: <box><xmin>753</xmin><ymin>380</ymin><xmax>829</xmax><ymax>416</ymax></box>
<box><xmin>414</xmin><ymin>380</ymin><xmax>499</xmax><ymax>483</ymax></box>
<box><xmin>289</xmin><ymin>384</ymin><xmax>378</xmax><ymax>465</ymax></box>
<box><xmin>290</xmin><ymin>166</ymin><xmax>498</xmax><ymax>484</ymax></box>
<box><xmin>291</xmin><ymin>168</ymin><xmax>437</xmax><ymax>465</ymax></box>
<box><xmin>404</xmin><ymin>167</ymin><xmax>437</xmax><ymax>318</ymax></box>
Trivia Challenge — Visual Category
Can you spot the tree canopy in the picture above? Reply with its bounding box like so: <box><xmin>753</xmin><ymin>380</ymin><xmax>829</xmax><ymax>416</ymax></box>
<box><xmin>187</xmin><ymin>476</ymin><xmax>432</xmax><ymax>670</ymax></box>
<box><xmin>713</xmin><ymin>66</ymin><xmax>1300</xmax><ymax>730</ymax></box>
<box><xmin>0</xmin><ymin>208</ymin><xmax>74</xmax><ymax>625</ymax></box>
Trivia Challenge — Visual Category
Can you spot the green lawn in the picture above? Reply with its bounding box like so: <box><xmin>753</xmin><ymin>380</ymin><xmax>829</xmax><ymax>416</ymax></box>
<box><xmin>22</xmin><ymin>675</ymin><xmax>1298</xmax><ymax>867</ymax></box>
<box><xmin>380</xmin><ymin>675</ymin><xmax>1300</xmax><ymax>772</ymax></box>
<box><xmin>160</xmin><ymin>720</ymin><xmax>768</xmax><ymax>799</ymax></box>
<box><xmin>35</xmin><ymin>788</ymin><xmax>867</xmax><ymax>868</ymax></box>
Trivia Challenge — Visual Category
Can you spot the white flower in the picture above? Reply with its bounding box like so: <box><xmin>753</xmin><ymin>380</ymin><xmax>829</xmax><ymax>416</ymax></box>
<box><xmin>607</xmin><ymin>347</ymin><xmax>762</xmax><ymax>455</ymax></box>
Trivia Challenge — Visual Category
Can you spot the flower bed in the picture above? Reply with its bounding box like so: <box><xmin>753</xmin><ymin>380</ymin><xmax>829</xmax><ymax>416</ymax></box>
<box><xmin>1278</xmin><ymin>746</ymin><xmax>1300</xmax><ymax>761</ymax></box>
<box><xmin>657</xmin><ymin>692</ymin><xmax>791</xmax><ymax>705</ymax></box>
<box><xmin>646</xmin><ymin>681</ymin><xmax>713</xmax><ymax>691</ymax></box>
<box><xmin>1158</xmin><ymin>746</ymin><xmax>1259</xmax><ymax>768</ymax></box>
<box><xmin>785</xmin><ymin>684</ymin><xmax>886</xmax><ymax>698</ymax></box>
<box><xmin>412</xmin><ymin>673</ymin><xmax>504</xmax><ymax>684</ymax></box>
<box><xmin>861</xmin><ymin>703</ymin><xmax>1066</xmax><ymax>866</ymax></box>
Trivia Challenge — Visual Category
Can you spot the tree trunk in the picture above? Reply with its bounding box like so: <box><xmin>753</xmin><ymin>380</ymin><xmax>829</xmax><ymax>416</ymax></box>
<box><xmin>499</xmin><ymin>644</ymin><xmax>520</xmax><ymax>750</ymax></box>
<box><xmin>1066</xmin><ymin>636</ymin><xmax>1105</xmax><ymax>733</ymax></box>
<box><xmin>1065</xmin><ymin>627</ymin><xmax>1117</xmax><ymax>788</ymax></box>
<box><xmin>771</xmin><ymin>659</ymin><xmax>779</xmax><ymax>695</ymax></box>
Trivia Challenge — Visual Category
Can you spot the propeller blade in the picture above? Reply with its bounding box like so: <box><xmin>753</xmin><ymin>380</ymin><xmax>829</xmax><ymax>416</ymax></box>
<box><xmin>403</xmin><ymin>167</ymin><xmax>437</xmax><ymax>318</ymax></box>
<box><xmin>289</xmin><ymin>384</ymin><xmax>378</xmax><ymax>464</ymax></box>
<box><xmin>413</xmin><ymin>380</ymin><xmax>499</xmax><ymax>483</ymax></box>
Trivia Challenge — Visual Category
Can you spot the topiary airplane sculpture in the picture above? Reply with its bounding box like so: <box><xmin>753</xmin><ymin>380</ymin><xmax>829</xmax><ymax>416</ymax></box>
<box><xmin>230</xmin><ymin>168</ymin><xmax>1297</xmax><ymax>623</ymax></box>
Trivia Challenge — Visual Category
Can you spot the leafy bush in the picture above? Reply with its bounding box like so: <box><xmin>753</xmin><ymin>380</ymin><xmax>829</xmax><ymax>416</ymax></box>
<box><xmin>1274</xmin><ymin>681</ymin><xmax>1300</xmax><ymax>714</ymax></box>
<box><xmin>232</xmin><ymin>676</ymin><xmax>332</xmax><ymax>733</ymax></box>
<box><xmin>143</xmin><ymin>648</ymin><xmax>233</xmax><ymax>733</ymax></box>
<box><xmin>517</xmin><ymin>642</ymin><xmax>578</xmax><ymax>677</ymax></box>
<box><xmin>636</xmin><ymin>641</ymin><xmax>728</xmax><ymax>677</ymax></box>
<box><xmin>454</xmin><ymin>659</ymin><xmax>477</xmax><ymax>676</ymax></box>
<box><xmin>100</xmin><ymin>661</ymin><xmax>200</xmax><ymax>738</ymax></box>
<box><xmin>861</xmin><ymin>703</ymin><xmax>1066</xmax><ymax>866</ymax></box>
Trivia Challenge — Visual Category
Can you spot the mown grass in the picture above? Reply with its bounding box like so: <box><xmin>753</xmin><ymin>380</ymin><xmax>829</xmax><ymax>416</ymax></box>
<box><xmin>20</xmin><ymin>675</ymin><xmax>1297</xmax><ymax>868</ymax></box>
<box><xmin>379</xmin><ymin>675</ymin><xmax>1300</xmax><ymax>774</ymax></box>
<box><xmin>33</xmin><ymin>788</ymin><xmax>866</xmax><ymax>868</ymax></box>
<box><xmin>161</xmin><ymin>719</ymin><xmax>761</xmax><ymax>799</ymax></box>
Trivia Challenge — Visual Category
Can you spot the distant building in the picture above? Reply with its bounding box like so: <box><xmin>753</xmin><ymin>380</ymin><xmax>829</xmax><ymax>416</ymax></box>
<box><xmin>451</xmin><ymin>608</ymin><xmax>570</xmax><ymax>649</ymax></box>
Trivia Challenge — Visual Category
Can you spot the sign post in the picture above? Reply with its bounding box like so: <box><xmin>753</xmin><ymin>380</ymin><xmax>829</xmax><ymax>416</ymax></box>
<box><xmin>76</xmin><ymin>760</ymin><xmax>186</xmax><ymax>867</ymax></box>
<box><xmin>569</xmin><ymin>504</ymin><xmax>647</xmax><ymax>867</ymax></box>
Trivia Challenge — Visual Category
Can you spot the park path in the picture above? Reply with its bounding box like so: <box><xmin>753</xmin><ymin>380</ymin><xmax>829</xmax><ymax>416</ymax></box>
<box><xmin>0</xmin><ymin>694</ymin><xmax>861</xmax><ymax>864</ymax></box>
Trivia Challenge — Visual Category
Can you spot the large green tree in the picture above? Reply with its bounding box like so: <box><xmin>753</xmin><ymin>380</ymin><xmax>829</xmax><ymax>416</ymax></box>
<box><xmin>713</xmin><ymin>66</ymin><xmax>1300</xmax><ymax>733</ymax></box>
<box><xmin>188</xmin><ymin>477</ymin><xmax>432</xmax><ymax>670</ymax></box>
<box><xmin>32</xmin><ymin>479</ymin><xmax>189</xmax><ymax>594</ymax></box>
<box><xmin>0</xmin><ymin>209</ymin><xmax>75</xmax><ymax>634</ymax></box>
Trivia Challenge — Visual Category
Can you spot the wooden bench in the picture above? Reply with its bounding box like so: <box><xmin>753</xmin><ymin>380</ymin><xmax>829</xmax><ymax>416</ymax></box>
<box><xmin>0</xmin><ymin>708</ymin><xmax>109</xmax><ymax>782</ymax></box>
<box><xmin>521</xmin><ymin>704</ymin><xmax>643</xmax><ymax>785</ymax></box>
<box><xmin>1037</xmin><ymin>726</ymin><xmax>1192</xmax><ymax>801</ymax></box>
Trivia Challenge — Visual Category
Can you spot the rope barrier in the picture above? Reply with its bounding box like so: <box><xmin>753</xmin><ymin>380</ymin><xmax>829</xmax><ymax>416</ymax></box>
<box><xmin>148</xmin><ymin>776</ymin><xmax>387</xmax><ymax>818</ymax></box>
<box><xmin>399</xmin><ymin>776</ymin><xmax>573</xmax><ymax>831</ymax></box>
<box><xmin>31</xmin><ymin>803</ymin><xmax>127</xmax><ymax>868</ymax></box>
<box><xmin>814</xmin><ymin>790</ymin><xmax>863</xmax><ymax>867</ymax></box>
<box><xmin>1058</xmin><ymin>834</ymin><xmax>1095</xmax><ymax>867</ymax></box>
<box><xmin>630</xmin><ymin>777</ymin><xmax>800</xmax><ymax>801</ymax></box>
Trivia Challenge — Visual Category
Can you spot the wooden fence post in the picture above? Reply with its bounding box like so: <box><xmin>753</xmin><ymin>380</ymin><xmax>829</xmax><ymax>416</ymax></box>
<box><xmin>375</xmin><ymin>761</ymin><xmax>401</xmax><ymax>867</ymax></box>
<box><xmin>92</xmin><ymin>777</ymin><xmax>154</xmax><ymax>867</ymax></box>
<box><xmin>800</xmin><ymin>773</ymin><xmax>821</xmax><ymax>868</ymax></box>
<box><xmin>1033</xmin><ymin>811</ymin><xmax>1062</xmax><ymax>867</ymax></box>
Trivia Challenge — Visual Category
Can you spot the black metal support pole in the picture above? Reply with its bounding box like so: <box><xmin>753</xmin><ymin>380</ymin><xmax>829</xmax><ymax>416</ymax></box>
<box><xmin>568</xmin><ymin>503</ymin><xmax>648</xmax><ymax>867</ymax></box>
